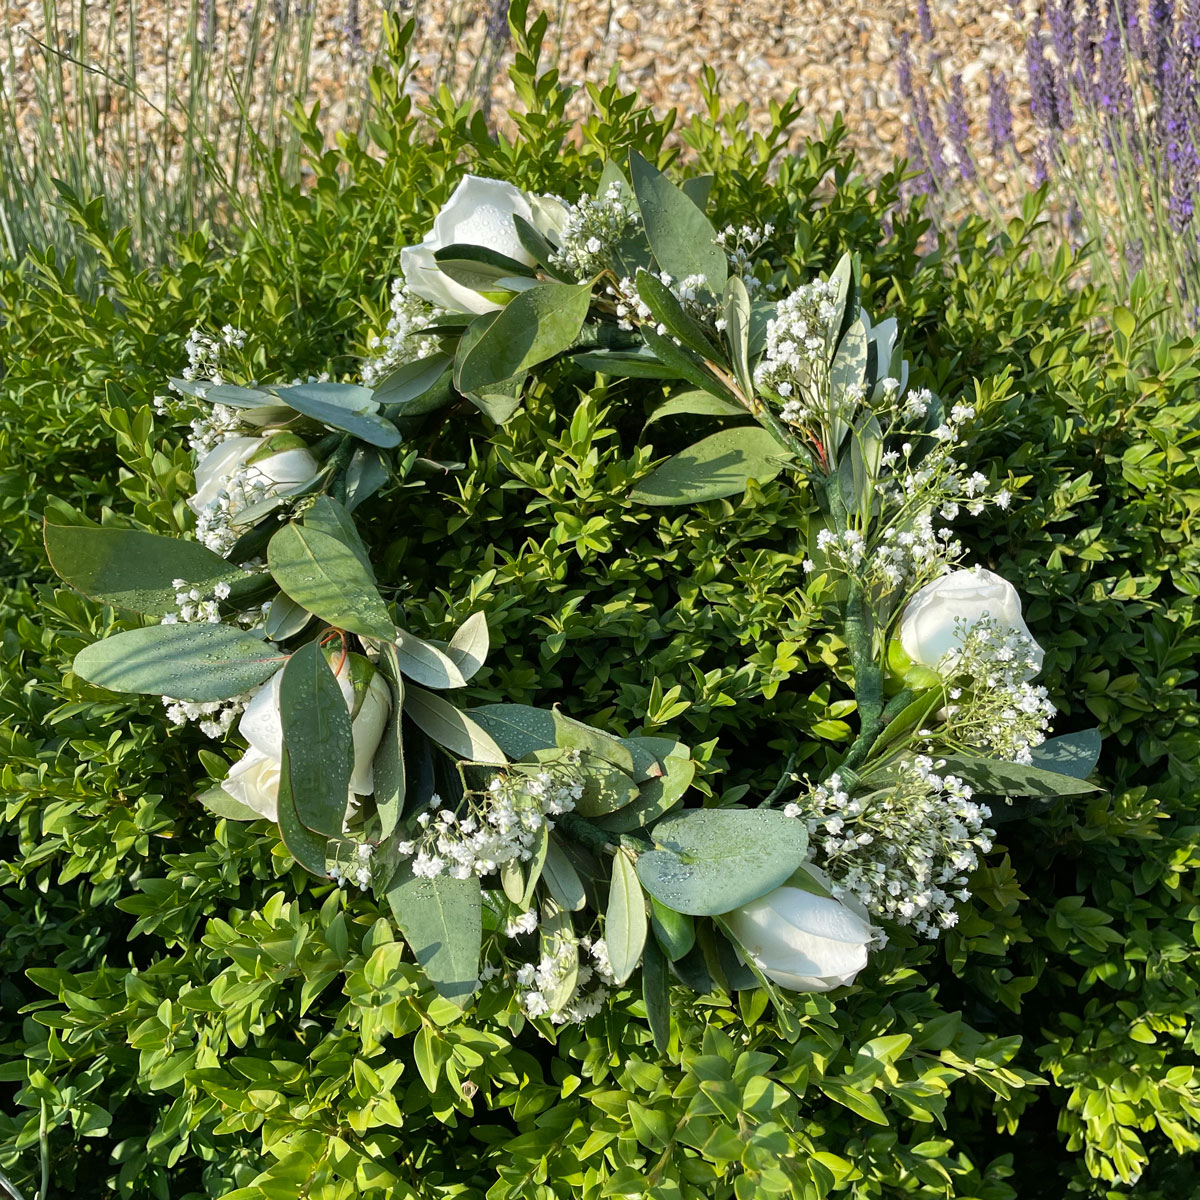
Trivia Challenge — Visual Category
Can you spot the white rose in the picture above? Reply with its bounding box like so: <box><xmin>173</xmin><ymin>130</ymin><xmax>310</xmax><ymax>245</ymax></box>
<box><xmin>899</xmin><ymin>566</ymin><xmax>1044</xmax><ymax>678</ymax></box>
<box><xmin>400</xmin><ymin>174</ymin><xmax>538</xmax><ymax>314</ymax></box>
<box><xmin>188</xmin><ymin>435</ymin><xmax>318</xmax><ymax>515</ymax></box>
<box><xmin>724</xmin><ymin>884</ymin><xmax>876</xmax><ymax>992</ymax></box>
<box><xmin>225</xmin><ymin>657</ymin><xmax>392</xmax><ymax>822</ymax></box>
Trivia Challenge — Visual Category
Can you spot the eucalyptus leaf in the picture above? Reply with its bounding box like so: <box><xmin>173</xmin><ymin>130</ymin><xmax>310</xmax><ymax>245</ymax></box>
<box><xmin>446</xmin><ymin>611</ymin><xmax>489</xmax><ymax>681</ymax></box>
<box><xmin>723</xmin><ymin>275</ymin><xmax>753</xmax><ymax>398</ymax></box>
<box><xmin>512</xmin><ymin>215</ymin><xmax>572</xmax><ymax>281</ymax></box>
<box><xmin>455</xmin><ymin>280</ymin><xmax>593</xmax><ymax>394</ymax></box>
<box><xmin>539</xmin><ymin>905</ymin><xmax>579</xmax><ymax>1013</ymax></box>
<box><xmin>373</xmin><ymin>645</ymin><xmax>407</xmax><ymax>838</ymax></box>
<box><xmin>302</xmin><ymin>495</ymin><xmax>373</xmax><ymax>574</ymax></box>
<box><xmin>598</xmin><ymin>754</ymin><xmax>694</xmax><ymax>833</ymax></box>
<box><xmin>386</xmin><ymin>862</ymin><xmax>482</xmax><ymax>1006</ymax></box>
<box><xmin>639</xmin><ymin>327</ymin><xmax>743</xmax><ymax>404</ymax></box>
<box><xmin>635</xmin><ymin>269</ymin><xmax>723</xmax><ymax>362</ymax></box>
<box><xmin>432</xmin><ymin>243</ymin><xmax>537</xmax><ymax>291</ymax></box>
<box><xmin>276</xmin><ymin>744</ymin><xmax>331</xmax><ymax>875</ymax></box>
<box><xmin>268</xmin><ymin>523</ymin><xmax>394</xmax><ymax>640</ymax></box>
<box><xmin>45</xmin><ymin>522</ymin><xmax>247</xmax><ymax>617</ymax></box>
<box><xmin>606</xmin><ymin>853</ymin><xmax>648</xmax><ymax>986</ymax></box>
<box><xmin>465</xmin><ymin>373</ymin><xmax>526</xmax><ymax>425</ymax></box>
<box><xmin>938</xmin><ymin>755</ymin><xmax>1103</xmax><ymax>797</ymax></box>
<box><xmin>628</xmin><ymin>150</ymin><xmax>726</xmax><ymax>294</ymax></box>
<box><xmin>573</xmin><ymin>753</ymin><xmax>640</xmax><ymax>818</ymax></box>
<box><xmin>520</xmin><ymin>824</ymin><xmax>550</xmax><ymax>909</ymax></box>
<box><xmin>644</xmin><ymin>390</ymin><xmax>747</xmax><ymax>428</ymax></box>
<box><xmin>619</xmin><ymin>735</ymin><xmax>691</xmax><ymax>781</ymax></box>
<box><xmin>279</xmin><ymin>641</ymin><xmax>353</xmax><ymax>838</ymax></box>
<box><xmin>542</xmin><ymin>835</ymin><xmax>587</xmax><ymax>911</ymax></box>
<box><xmin>392</xmin><ymin>627</ymin><xmax>470</xmax><ymax>689</ymax></box>
<box><xmin>374</xmin><ymin>355</ymin><xmax>456</xmax><ymax>419</ymax></box>
<box><xmin>631</xmin><ymin>425</ymin><xmax>789</xmax><ymax>505</ymax></box>
<box><xmin>271</xmin><ymin>382</ymin><xmax>401</xmax><ymax>448</ymax></box>
<box><xmin>404</xmin><ymin>685</ymin><xmax>506</xmax><ymax>764</ymax></box>
<box><xmin>72</xmin><ymin>623</ymin><xmax>281</xmax><ymax>702</ymax></box>
<box><xmin>636</xmin><ymin>808</ymin><xmax>810</xmax><ymax>916</ymax></box>
<box><xmin>641</xmin><ymin>936</ymin><xmax>672</xmax><ymax>1053</ymax></box>
<box><xmin>345</xmin><ymin>446</ymin><xmax>391</xmax><ymax>512</ymax></box>
<box><xmin>680</xmin><ymin>174</ymin><xmax>713</xmax><ymax>210</ymax></box>
<box><xmin>552</xmin><ymin>709</ymin><xmax>634</xmax><ymax>772</ymax></box>
<box><xmin>571</xmin><ymin>347</ymin><xmax>681</xmax><ymax>379</ymax></box>
<box><xmin>649</xmin><ymin>895</ymin><xmax>696</xmax><ymax>961</ymax></box>
<box><xmin>263</xmin><ymin>592</ymin><xmax>313</xmax><ymax>642</ymax></box>
<box><xmin>467</xmin><ymin>703</ymin><xmax>557</xmax><ymax>759</ymax></box>
<box><xmin>1028</xmin><ymin>729</ymin><xmax>1102</xmax><ymax>779</ymax></box>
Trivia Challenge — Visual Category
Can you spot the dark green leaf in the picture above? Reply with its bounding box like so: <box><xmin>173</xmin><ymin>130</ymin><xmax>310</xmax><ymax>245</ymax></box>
<box><xmin>386</xmin><ymin>863</ymin><xmax>482</xmax><ymax>1006</ymax></box>
<box><xmin>45</xmin><ymin>522</ymin><xmax>246</xmax><ymax>616</ymax></box>
<box><xmin>641</xmin><ymin>936</ymin><xmax>671</xmax><ymax>1053</ymax></box>
<box><xmin>572</xmin><ymin>348</ymin><xmax>681</xmax><ymax>379</ymax></box>
<box><xmin>72</xmin><ymin>623</ymin><xmax>281</xmax><ymax>701</ymax></box>
<box><xmin>468</xmin><ymin>703</ymin><xmax>557</xmax><ymax>758</ymax></box>
<box><xmin>455</xmin><ymin>280</ymin><xmax>594</xmax><ymax>394</ymax></box>
<box><xmin>268</xmin><ymin>523</ymin><xmax>394</xmax><ymax>640</ymax></box>
<box><xmin>432</xmin><ymin>243</ymin><xmax>537</xmax><ymax>290</ymax></box>
<box><xmin>598</xmin><ymin>754</ymin><xmax>694</xmax><ymax>833</ymax></box>
<box><xmin>639</xmin><ymin>327</ymin><xmax>742</xmax><ymax>403</ymax></box>
<box><xmin>644</xmin><ymin>390</ymin><xmax>747</xmax><ymax>428</ymax></box>
<box><xmin>649</xmin><ymin>895</ymin><xmax>696</xmax><ymax>961</ymax></box>
<box><xmin>628</xmin><ymin>150</ymin><xmax>726</xmax><ymax>294</ymax></box>
<box><xmin>635</xmin><ymin>269</ymin><xmax>723</xmax><ymax>362</ymax></box>
<box><xmin>276</xmin><ymin>744</ymin><xmax>332</xmax><ymax>875</ymax></box>
<box><xmin>631</xmin><ymin>426</ymin><xmax>789</xmax><ymax>505</ymax></box>
<box><xmin>374</xmin><ymin>645</ymin><xmax>407</xmax><ymax>839</ymax></box>
<box><xmin>279</xmin><ymin>641</ymin><xmax>353</xmax><ymax>838</ymax></box>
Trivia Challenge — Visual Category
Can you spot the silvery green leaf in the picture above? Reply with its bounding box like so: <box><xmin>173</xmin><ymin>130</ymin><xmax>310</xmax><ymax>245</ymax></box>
<box><xmin>606</xmin><ymin>853</ymin><xmax>648</xmax><ymax>986</ymax></box>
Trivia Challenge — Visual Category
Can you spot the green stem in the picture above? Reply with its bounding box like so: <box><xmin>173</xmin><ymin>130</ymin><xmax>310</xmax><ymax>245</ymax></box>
<box><xmin>324</xmin><ymin>435</ymin><xmax>354</xmax><ymax>505</ymax></box>
<box><xmin>557</xmin><ymin>812</ymin><xmax>650</xmax><ymax>857</ymax></box>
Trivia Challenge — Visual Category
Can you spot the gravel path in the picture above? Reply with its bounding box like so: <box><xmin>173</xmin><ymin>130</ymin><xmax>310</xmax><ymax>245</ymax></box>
<box><xmin>3</xmin><ymin>0</ymin><xmax>1041</xmax><ymax>212</ymax></box>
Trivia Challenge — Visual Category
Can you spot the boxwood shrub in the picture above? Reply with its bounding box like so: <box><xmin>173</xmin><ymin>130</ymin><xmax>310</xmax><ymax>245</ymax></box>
<box><xmin>1</xmin><ymin>10</ymin><xmax>1198</xmax><ymax>1198</ymax></box>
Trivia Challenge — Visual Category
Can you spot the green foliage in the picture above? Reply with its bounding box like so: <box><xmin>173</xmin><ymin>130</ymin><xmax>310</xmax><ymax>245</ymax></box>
<box><xmin>2</xmin><ymin>13</ymin><xmax>1199</xmax><ymax>1200</ymax></box>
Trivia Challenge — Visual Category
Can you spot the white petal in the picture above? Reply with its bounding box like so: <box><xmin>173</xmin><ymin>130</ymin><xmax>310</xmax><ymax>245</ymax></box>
<box><xmin>238</xmin><ymin>669</ymin><xmax>284</xmax><ymax>760</ymax></box>
<box><xmin>349</xmin><ymin>673</ymin><xmax>391</xmax><ymax>795</ymax></box>
<box><xmin>255</xmin><ymin>446</ymin><xmax>318</xmax><ymax>489</ymax></box>
<box><xmin>400</xmin><ymin>239</ymin><xmax>499</xmax><ymax>314</ymax></box>
<box><xmin>222</xmin><ymin>748</ymin><xmax>282</xmax><ymax>822</ymax></box>
<box><xmin>189</xmin><ymin>437</ymin><xmax>257</xmax><ymax>513</ymax></box>
<box><xmin>432</xmin><ymin>175</ymin><xmax>535</xmax><ymax>266</ymax></box>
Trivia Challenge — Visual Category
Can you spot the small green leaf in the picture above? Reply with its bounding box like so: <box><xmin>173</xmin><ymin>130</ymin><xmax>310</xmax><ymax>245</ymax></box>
<box><xmin>268</xmin><ymin>524</ymin><xmax>394</xmax><ymax>640</ymax></box>
<box><xmin>72</xmin><ymin>624</ymin><xmax>281</xmax><ymax>702</ymax></box>
<box><xmin>279</xmin><ymin>641</ymin><xmax>353</xmax><ymax>838</ymax></box>
<box><xmin>404</xmin><ymin>685</ymin><xmax>506</xmax><ymax>764</ymax></box>
<box><xmin>606</xmin><ymin>853</ymin><xmax>647</xmax><ymax>986</ymax></box>
<box><xmin>819</xmin><ymin>1081</ymin><xmax>889</xmax><ymax>1126</ymax></box>
<box><xmin>631</xmin><ymin>426</ymin><xmax>789</xmax><ymax>506</ymax></box>
<box><xmin>455</xmin><ymin>280</ymin><xmax>594</xmax><ymax>394</ymax></box>
<box><xmin>45</xmin><ymin>522</ymin><xmax>247</xmax><ymax>616</ymax></box>
<box><xmin>386</xmin><ymin>862</ymin><xmax>482</xmax><ymax>1006</ymax></box>
<box><xmin>196</xmin><ymin>786</ymin><xmax>261</xmax><ymax>822</ymax></box>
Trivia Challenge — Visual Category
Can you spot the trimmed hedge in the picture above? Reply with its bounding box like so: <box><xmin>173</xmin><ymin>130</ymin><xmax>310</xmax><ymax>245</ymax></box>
<box><xmin>2</xmin><ymin>12</ymin><xmax>1198</xmax><ymax>1198</ymax></box>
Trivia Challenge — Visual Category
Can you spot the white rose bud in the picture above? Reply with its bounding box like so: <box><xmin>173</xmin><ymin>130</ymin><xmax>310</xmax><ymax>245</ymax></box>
<box><xmin>400</xmin><ymin>174</ymin><xmax>538</xmax><ymax>314</ymax></box>
<box><xmin>899</xmin><ymin>566</ymin><xmax>1044</xmax><ymax>678</ymax></box>
<box><xmin>724</xmin><ymin>884</ymin><xmax>876</xmax><ymax>993</ymax></box>
<box><xmin>223</xmin><ymin>655</ymin><xmax>391</xmax><ymax>822</ymax></box>
<box><xmin>188</xmin><ymin>435</ymin><xmax>318</xmax><ymax>515</ymax></box>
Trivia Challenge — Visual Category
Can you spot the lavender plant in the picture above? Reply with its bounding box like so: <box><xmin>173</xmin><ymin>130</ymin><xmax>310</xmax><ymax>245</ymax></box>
<box><xmin>901</xmin><ymin>0</ymin><xmax>1200</xmax><ymax>335</ymax></box>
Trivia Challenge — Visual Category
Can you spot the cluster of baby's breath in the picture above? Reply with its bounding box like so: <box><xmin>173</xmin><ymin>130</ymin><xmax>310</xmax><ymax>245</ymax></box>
<box><xmin>361</xmin><ymin>280</ymin><xmax>446</xmax><ymax>387</ymax></box>
<box><xmin>716</xmin><ymin>222</ymin><xmax>776</xmax><ymax>299</ymax></box>
<box><xmin>163</xmin><ymin>694</ymin><xmax>247</xmax><ymax>739</ymax></box>
<box><xmin>192</xmin><ymin>460</ymin><xmax>286</xmax><ymax>556</ymax></box>
<box><xmin>481</xmin><ymin>917</ymin><xmax>615</xmax><ymax>1025</ymax></box>
<box><xmin>786</xmin><ymin>757</ymin><xmax>994</xmax><ymax>938</ymax></box>
<box><xmin>397</xmin><ymin>760</ymin><xmax>584</xmax><ymax>880</ymax></box>
<box><xmin>330</xmin><ymin>843</ymin><xmax>377</xmax><ymax>891</ymax></box>
<box><xmin>549</xmin><ymin>183</ymin><xmax>641</xmax><ymax>280</ymax></box>
<box><xmin>610</xmin><ymin>269</ymin><xmax>717</xmax><ymax>333</ymax></box>
<box><xmin>160</xmin><ymin>578</ymin><xmax>231</xmax><ymax>626</ymax></box>
<box><xmin>938</xmin><ymin>616</ymin><xmax>1055</xmax><ymax>763</ymax></box>
<box><xmin>178</xmin><ymin>324</ymin><xmax>247</xmax><ymax>386</ymax></box>
<box><xmin>752</xmin><ymin>278</ymin><xmax>841</xmax><ymax>422</ymax></box>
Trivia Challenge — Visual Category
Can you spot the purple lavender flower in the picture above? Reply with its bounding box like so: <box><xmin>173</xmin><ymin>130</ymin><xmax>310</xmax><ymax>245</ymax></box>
<box><xmin>913</xmin><ymin>83</ymin><xmax>947</xmax><ymax>184</ymax></box>
<box><xmin>344</xmin><ymin>0</ymin><xmax>362</xmax><ymax>56</ymax></box>
<box><xmin>1095</xmin><ymin>0</ymin><xmax>1134</xmax><ymax>118</ymax></box>
<box><xmin>988</xmin><ymin>69</ymin><xmax>1017</xmax><ymax>155</ymax></box>
<box><xmin>1125</xmin><ymin>237</ymin><xmax>1145</xmax><ymax>273</ymax></box>
<box><xmin>1033</xmin><ymin>137</ymin><xmax>1054</xmax><ymax>185</ymax></box>
<box><xmin>904</xmin><ymin>127</ymin><xmax>936</xmax><ymax>198</ymax></box>
<box><xmin>1182</xmin><ymin>0</ymin><xmax>1200</xmax><ymax>83</ymax></box>
<box><xmin>1159</xmin><ymin>42</ymin><xmax>1199</xmax><ymax>229</ymax></box>
<box><xmin>1027</xmin><ymin>16</ymin><xmax>1062</xmax><ymax>129</ymax></box>
<box><xmin>486</xmin><ymin>0</ymin><xmax>511</xmax><ymax>47</ymax></box>
<box><xmin>1048</xmin><ymin>0</ymin><xmax>1077</xmax><ymax>127</ymax></box>
<box><xmin>918</xmin><ymin>0</ymin><xmax>935</xmax><ymax>43</ymax></box>
<box><xmin>1119</xmin><ymin>0</ymin><xmax>1143</xmax><ymax>56</ymax></box>
<box><xmin>1148</xmin><ymin>0</ymin><xmax>1174</xmax><ymax>84</ymax></box>
<box><xmin>898</xmin><ymin>31</ymin><xmax>914</xmax><ymax>100</ymax></box>
<box><xmin>1077</xmin><ymin>0</ymin><xmax>1101</xmax><ymax>99</ymax></box>
<box><xmin>945</xmin><ymin>76</ymin><xmax>976</xmax><ymax>179</ymax></box>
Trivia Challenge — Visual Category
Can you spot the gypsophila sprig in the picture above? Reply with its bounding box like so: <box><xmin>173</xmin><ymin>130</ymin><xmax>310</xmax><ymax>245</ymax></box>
<box><xmin>549</xmin><ymin>183</ymin><xmax>641</xmax><ymax>280</ymax></box>
<box><xmin>361</xmin><ymin>280</ymin><xmax>447</xmax><ymax>387</ymax></box>
<box><xmin>787</xmin><ymin>758</ymin><xmax>995</xmax><ymax>938</ymax></box>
